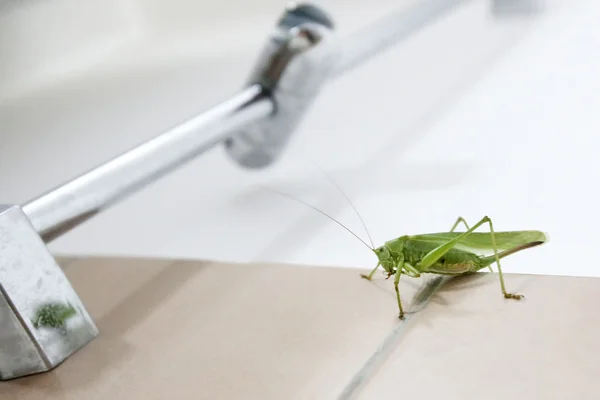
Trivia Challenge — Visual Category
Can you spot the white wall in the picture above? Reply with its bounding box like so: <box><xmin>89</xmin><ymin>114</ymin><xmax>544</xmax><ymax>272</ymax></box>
<box><xmin>1</xmin><ymin>0</ymin><xmax>598</xmax><ymax>278</ymax></box>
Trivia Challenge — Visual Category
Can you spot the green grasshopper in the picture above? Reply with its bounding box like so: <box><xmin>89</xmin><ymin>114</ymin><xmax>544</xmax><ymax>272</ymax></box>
<box><xmin>261</xmin><ymin>171</ymin><xmax>548</xmax><ymax>320</ymax></box>
<box><xmin>360</xmin><ymin>216</ymin><xmax>547</xmax><ymax>319</ymax></box>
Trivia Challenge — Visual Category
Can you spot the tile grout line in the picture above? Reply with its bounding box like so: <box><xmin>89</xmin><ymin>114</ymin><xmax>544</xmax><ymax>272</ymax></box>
<box><xmin>336</xmin><ymin>276</ymin><xmax>450</xmax><ymax>400</ymax></box>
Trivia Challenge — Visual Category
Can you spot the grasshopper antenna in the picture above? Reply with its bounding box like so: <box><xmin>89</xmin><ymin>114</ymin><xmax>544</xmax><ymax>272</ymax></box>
<box><xmin>309</xmin><ymin>162</ymin><xmax>375</xmax><ymax>249</ymax></box>
<box><xmin>255</xmin><ymin>184</ymin><xmax>374</xmax><ymax>251</ymax></box>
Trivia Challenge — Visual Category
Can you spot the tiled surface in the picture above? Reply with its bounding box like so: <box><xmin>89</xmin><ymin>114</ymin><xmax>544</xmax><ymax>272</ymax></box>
<box><xmin>1</xmin><ymin>256</ymin><xmax>598</xmax><ymax>399</ymax></box>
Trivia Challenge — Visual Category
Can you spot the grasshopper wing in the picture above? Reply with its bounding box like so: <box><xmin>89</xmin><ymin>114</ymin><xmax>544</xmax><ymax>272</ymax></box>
<box><xmin>409</xmin><ymin>230</ymin><xmax>547</xmax><ymax>257</ymax></box>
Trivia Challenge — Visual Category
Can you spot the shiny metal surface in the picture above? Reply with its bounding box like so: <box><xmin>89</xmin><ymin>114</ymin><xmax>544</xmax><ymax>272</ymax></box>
<box><xmin>23</xmin><ymin>85</ymin><xmax>274</xmax><ymax>243</ymax></box>
<box><xmin>0</xmin><ymin>205</ymin><xmax>98</xmax><ymax>380</ymax></box>
<box><xmin>224</xmin><ymin>3</ymin><xmax>337</xmax><ymax>169</ymax></box>
<box><xmin>330</xmin><ymin>0</ymin><xmax>541</xmax><ymax>79</ymax></box>
<box><xmin>330</xmin><ymin>0</ymin><xmax>472</xmax><ymax>79</ymax></box>
<box><xmin>491</xmin><ymin>0</ymin><xmax>544</xmax><ymax>15</ymax></box>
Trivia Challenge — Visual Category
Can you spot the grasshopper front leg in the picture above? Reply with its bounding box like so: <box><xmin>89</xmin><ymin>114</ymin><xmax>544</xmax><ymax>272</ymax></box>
<box><xmin>421</xmin><ymin>216</ymin><xmax>523</xmax><ymax>301</ymax></box>
<box><xmin>361</xmin><ymin>260</ymin><xmax>407</xmax><ymax>319</ymax></box>
<box><xmin>391</xmin><ymin>255</ymin><xmax>406</xmax><ymax>319</ymax></box>
<box><xmin>393</xmin><ymin>266</ymin><xmax>405</xmax><ymax>319</ymax></box>
<box><xmin>395</xmin><ymin>262</ymin><xmax>421</xmax><ymax>320</ymax></box>
<box><xmin>360</xmin><ymin>262</ymin><xmax>380</xmax><ymax>280</ymax></box>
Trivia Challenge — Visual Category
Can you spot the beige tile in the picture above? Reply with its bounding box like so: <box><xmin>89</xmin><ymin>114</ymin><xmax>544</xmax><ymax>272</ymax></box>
<box><xmin>358</xmin><ymin>273</ymin><xmax>600</xmax><ymax>399</ymax></box>
<box><xmin>2</xmin><ymin>257</ymin><xmax>599</xmax><ymax>400</ymax></box>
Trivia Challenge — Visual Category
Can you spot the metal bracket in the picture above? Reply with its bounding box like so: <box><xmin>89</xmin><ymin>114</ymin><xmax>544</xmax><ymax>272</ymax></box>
<box><xmin>224</xmin><ymin>3</ymin><xmax>337</xmax><ymax>168</ymax></box>
<box><xmin>0</xmin><ymin>205</ymin><xmax>97</xmax><ymax>380</ymax></box>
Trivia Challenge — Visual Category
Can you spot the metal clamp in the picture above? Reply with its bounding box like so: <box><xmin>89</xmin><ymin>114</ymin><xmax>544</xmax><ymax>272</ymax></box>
<box><xmin>225</xmin><ymin>4</ymin><xmax>336</xmax><ymax>168</ymax></box>
<box><xmin>0</xmin><ymin>0</ymin><xmax>540</xmax><ymax>380</ymax></box>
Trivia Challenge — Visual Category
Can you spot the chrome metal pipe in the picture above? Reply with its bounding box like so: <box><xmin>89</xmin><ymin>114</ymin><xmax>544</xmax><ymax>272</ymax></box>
<box><xmin>19</xmin><ymin>1</ymin><xmax>476</xmax><ymax>245</ymax></box>
<box><xmin>20</xmin><ymin>3</ymin><xmax>337</xmax><ymax>244</ymax></box>
<box><xmin>18</xmin><ymin>0</ymin><xmax>528</xmax><ymax>244</ymax></box>
<box><xmin>22</xmin><ymin>85</ymin><xmax>274</xmax><ymax>243</ymax></box>
<box><xmin>330</xmin><ymin>0</ymin><xmax>472</xmax><ymax>79</ymax></box>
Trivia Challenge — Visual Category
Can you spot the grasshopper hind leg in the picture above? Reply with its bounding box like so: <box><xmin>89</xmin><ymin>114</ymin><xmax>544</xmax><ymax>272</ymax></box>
<box><xmin>422</xmin><ymin>215</ymin><xmax>524</xmax><ymax>301</ymax></box>
<box><xmin>451</xmin><ymin>216</ymin><xmax>493</xmax><ymax>273</ymax></box>
<box><xmin>393</xmin><ymin>266</ymin><xmax>405</xmax><ymax>319</ymax></box>
<box><xmin>473</xmin><ymin>216</ymin><xmax>524</xmax><ymax>301</ymax></box>
<box><xmin>450</xmin><ymin>217</ymin><xmax>470</xmax><ymax>232</ymax></box>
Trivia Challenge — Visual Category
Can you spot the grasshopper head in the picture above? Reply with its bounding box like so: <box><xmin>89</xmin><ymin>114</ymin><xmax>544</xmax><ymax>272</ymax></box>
<box><xmin>373</xmin><ymin>245</ymin><xmax>395</xmax><ymax>276</ymax></box>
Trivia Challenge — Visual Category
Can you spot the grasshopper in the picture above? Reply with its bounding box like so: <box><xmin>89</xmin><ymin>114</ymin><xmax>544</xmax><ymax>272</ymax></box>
<box><xmin>360</xmin><ymin>216</ymin><xmax>547</xmax><ymax>319</ymax></box>
<box><xmin>261</xmin><ymin>170</ymin><xmax>547</xmax><ymax>319</ymax></box>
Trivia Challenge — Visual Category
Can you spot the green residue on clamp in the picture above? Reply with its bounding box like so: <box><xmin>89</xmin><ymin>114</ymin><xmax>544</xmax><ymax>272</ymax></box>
<box><xmin>32</xmin><ymin>302</ymin><xmax>77</xmax><ymax>331</ymax></box>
